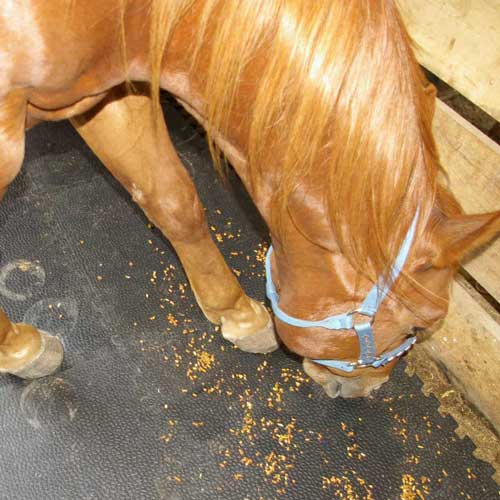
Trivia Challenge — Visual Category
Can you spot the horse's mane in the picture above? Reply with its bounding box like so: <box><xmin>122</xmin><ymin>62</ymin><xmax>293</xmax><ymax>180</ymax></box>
<box><xmin>148</xmin><ymin>0</ymin><xmax>439</xmax><ymax>284</ymax></box>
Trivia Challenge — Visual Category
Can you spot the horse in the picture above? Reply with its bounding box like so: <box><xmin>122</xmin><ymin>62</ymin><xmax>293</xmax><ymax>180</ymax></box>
<box><xmin>0</xmin><ymin>0</ymin><xmax>499</xmax><ymax>398</ymax></box>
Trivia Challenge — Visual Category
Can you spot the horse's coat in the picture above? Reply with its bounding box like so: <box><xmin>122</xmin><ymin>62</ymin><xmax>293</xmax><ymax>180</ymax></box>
<box><xmin>0</xmin><ymin>0</ymin><xmax>499</xmax><ymax>397</ymax></box>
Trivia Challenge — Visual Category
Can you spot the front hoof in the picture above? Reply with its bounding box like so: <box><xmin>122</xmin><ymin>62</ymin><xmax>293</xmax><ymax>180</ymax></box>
<box><xmin>222</xmin><ymin>318</ymin><xmax>279</xmax><ymax>354</ymax></box>
<box><xmin>221</xmin><ymin>301</ymin><xmax>279</xmax><ymax>354</ymax></box>
<box><xmin>10</xmin><ymin>331</ymin><xmax>64</xmax><ymax>379</ymax></box>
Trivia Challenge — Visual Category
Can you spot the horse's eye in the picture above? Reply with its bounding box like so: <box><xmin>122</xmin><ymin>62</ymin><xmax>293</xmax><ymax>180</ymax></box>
<box><xmin>414</xmin><ymin>261</ymin><xmax>433</xmax><ymax>273</ymax></box>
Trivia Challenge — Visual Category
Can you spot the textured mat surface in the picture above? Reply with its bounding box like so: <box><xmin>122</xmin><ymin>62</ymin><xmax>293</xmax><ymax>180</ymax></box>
<box><xmin>0</xmin><ymin>101</ymin><xmax>498</xmax><ymax>500</ymax></box>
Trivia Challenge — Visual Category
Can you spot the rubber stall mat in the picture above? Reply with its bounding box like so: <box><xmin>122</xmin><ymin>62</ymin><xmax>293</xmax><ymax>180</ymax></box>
<box><xmin>0</xmin><ymin>100</ymin><xmax>498</xmax><ymax>500</ymax></box>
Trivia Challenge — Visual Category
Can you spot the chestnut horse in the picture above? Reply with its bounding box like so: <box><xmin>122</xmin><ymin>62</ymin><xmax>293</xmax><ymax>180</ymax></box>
<box><xmin>0</xmin><ymin>0</ymin><xmax>498</xmax><ymax>397</ymax></box>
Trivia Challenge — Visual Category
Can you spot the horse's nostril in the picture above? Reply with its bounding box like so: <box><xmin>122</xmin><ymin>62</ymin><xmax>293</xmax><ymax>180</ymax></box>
<box><xmin>324</xmin><ymin>380</ymin><xmax>341</xmax><ymax>399</ymax></box>
<box><xmin>411</xmin><ymin>326</ymin><xmax>425</xmax><ymax>334</ymax></box>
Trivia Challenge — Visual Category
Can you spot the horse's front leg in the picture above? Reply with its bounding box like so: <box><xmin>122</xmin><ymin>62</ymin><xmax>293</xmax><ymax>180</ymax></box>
<box><xmin>71</xmin><ymin>86</ymin><xmax>278</xmax><ymax>353</ymax></box>
<box><xmin>0</xmin><ymin>91</ymin><xmax>64</xmax><ymax>378</ymax></box>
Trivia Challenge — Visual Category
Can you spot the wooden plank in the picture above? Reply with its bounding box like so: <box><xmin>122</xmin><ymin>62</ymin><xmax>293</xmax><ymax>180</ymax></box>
<box><xmin>398</xmin><ymin>0</ymin><xmax>500</xmax><ymax>121</ymax></box>
<box><xmin>406</xmin><ymin>347</ymin><xmax>500</xmax><ymax>482</ymax></box>
<box><xmin>422</xmin><ymin>275</ymin><xmax>500</xmax><ymax>434</ymax></box>
<box><xmin>433</xmin><ymin>100</ymin><xmax>500</xmax><ymax>302</ymax></box>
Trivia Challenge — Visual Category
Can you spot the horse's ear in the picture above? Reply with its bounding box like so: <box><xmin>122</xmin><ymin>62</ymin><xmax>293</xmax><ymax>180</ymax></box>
<box><xmin>433</xmin><ymin>211</ymin><xmax>500</xmax><ymax>267</ymax></box>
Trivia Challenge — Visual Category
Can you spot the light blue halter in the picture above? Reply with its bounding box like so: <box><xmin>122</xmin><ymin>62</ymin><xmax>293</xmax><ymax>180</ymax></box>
<box><xmin>265</xmin><ymin>212</ymin><xmax>419</xmax><ymax>373</ymax></box>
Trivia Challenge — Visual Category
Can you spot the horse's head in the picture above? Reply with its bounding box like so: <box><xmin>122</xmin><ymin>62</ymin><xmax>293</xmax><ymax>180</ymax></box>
<box><xmin>143</xmin><ymin>0</ymin><xmax>500</xmax><ymax>397</ymax></box>
<box><xmin>265</xmin><ymin>183</ymin><xmax>500</xmax><ymax>398</ymax></box>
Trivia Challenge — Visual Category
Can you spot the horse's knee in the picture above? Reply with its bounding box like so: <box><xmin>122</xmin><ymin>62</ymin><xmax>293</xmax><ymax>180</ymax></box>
<box><xmin>141</xmin><ymin>184</ymin><xmax>206</xmax><ymax>242</ymax></box>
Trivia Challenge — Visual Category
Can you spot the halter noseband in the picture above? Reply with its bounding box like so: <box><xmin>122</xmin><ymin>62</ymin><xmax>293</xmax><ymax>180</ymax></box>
<box><xmin>265</xmin><ymin>212</ymin><xmax>419</xmax><ymax>373</ymax></box>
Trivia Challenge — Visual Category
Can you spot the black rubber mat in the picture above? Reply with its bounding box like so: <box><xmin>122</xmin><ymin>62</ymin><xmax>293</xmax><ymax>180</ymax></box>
<box><xmin>0</xmin><ymin>100</ymin><xmax>498</xmax><ymax>500</ymax></box>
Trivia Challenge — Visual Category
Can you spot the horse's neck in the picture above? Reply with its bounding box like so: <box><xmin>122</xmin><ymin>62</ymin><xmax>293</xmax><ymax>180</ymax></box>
<box><xmin>145</xmin><ymin>43</ymin><xmax>273</xmax><ymax>224</ymax></box>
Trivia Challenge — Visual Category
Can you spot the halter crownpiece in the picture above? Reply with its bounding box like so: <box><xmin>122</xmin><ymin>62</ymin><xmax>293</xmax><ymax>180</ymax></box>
<box><xmin>265</xmin><ymin>210</ymin><xmax>420</xmax><ymax>373</ymax></box>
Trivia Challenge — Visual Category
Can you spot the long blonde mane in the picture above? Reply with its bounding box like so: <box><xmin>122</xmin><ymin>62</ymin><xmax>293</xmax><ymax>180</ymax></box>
<box><xmin>148</xmin><ymin>0</ymin><xmax>439</xmax><ymax>284</ymax></box>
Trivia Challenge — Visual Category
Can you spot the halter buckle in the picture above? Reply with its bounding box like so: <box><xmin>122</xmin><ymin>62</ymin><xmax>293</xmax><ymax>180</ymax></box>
<box><xmin>349</xmin><ymin>359</ymin><xmax>374</xmax><ymax>369</ymax></box>
<box><xmin>347</xmin><ymin>308</ymin><xmax>375</xmax><ymax>326</ymax></box>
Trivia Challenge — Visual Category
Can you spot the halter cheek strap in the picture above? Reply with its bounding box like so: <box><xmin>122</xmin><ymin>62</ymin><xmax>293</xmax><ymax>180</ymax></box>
<box><xmin>265</xmin><ymin>211</ymin><xmax>420</xmax><ymax>373</ymax></box>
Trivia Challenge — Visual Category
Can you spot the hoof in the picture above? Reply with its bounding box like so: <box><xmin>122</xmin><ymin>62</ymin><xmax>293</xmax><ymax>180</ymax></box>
<box><xmin>9</xmin><ymin>331</ymin><xmax>64</xmax><ymax>379</ymax></box>
<box><xmin>222</xmin><ymin>319</ymin><xmax>279</xmax><ymax>354</ymax></box>
<box><xmin>221</xmin><ymin>301</ymin><xmax>279</xmax><ymax>354</ymax></box>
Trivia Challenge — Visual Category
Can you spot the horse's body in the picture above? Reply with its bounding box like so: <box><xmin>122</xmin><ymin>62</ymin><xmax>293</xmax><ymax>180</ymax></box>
<box><xmin>1</xmin><ymin>0</ymin><xmax>499</xmax><ymax>397</ymax></box>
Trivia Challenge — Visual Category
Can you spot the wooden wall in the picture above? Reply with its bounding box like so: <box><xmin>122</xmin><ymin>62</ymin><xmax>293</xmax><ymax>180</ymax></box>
<box><xmin>397</xmin><ymin>0</ymin><xmax>500</xmax><ymax>432</ymax></box>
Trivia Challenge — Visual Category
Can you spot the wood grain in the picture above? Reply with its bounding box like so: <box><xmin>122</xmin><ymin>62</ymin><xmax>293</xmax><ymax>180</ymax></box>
<box><xmin>422</xmin><ymin>275</ymin><xmax>500</xmax><ymax>433</ymax></box>
<box><xmin>398</xmin><ymin>0</ymin><xmax>500</xmax><ymax>121</ymax></box>
<box><xmin>433</xmin><ymin>100</ymin><xmax>500</xmax><ymax>302</ymax></box>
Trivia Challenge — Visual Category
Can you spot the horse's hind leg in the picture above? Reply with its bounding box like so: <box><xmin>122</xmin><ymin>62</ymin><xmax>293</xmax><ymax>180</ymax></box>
<box><xmin>0</xmin><ymin>91</ymin><xmax>64</xmax><ymax>378</ymax></box>
<box><xmin>71</xmin><ymin>86</ymin><xmax>278</xmax><ymax>353</ymax></box>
